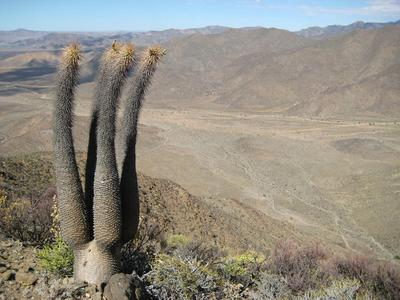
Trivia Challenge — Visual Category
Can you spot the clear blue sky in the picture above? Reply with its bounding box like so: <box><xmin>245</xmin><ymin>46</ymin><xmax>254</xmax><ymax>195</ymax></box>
<box><xmin>1</xmin><ymin>0</ymin><xmax>399</xmax><ymax>32</ymax></box>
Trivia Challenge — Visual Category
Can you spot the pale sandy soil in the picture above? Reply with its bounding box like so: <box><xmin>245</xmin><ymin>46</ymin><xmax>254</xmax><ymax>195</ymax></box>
<box><xmin>1</xmin><ymin>89</ymin><xmax>399</xmax><ymax>260</ymax></box>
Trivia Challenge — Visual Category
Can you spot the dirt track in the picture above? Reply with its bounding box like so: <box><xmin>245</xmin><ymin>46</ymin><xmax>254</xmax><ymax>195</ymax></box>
<box><xmin>136</xmin><ymin>109</ymin><xmax>400</xmax><ymax>259</ymax></box>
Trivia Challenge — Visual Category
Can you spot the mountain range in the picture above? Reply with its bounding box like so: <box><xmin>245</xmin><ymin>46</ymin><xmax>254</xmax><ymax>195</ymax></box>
<box><xmin>296</xmin><ymin>19</ymin><xmax>400</xmax><ymax>39</ymax></box>
<box><xmin>0</xmin><ymin>20</ymin><xmax>399</xmax><ymax>119</ymax></box>
<box><xmin>1</xmin><ymin>20</ymin><xmax>398</xmax><ymax>49</ymax></box>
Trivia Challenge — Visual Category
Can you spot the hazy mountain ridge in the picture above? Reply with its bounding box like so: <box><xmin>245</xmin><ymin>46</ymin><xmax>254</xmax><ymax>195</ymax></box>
<box><xmin>296</xmin><ymin>19</ymin><xmax>400</xmax><ymax>39</ymax></box>
<box><xmin>1</xmin><ymin>24</ymin><xmax>399</xmax><ymax>118</ymax></box>
<box><xmin>0</xmin><ymin>26</ymin><xmax>229</xmax><ymax>49</ymax></box>
<box><xmin>1</xmin><ymin>20</ymin><xmax>398</xmax><ymax>49</ymax></box>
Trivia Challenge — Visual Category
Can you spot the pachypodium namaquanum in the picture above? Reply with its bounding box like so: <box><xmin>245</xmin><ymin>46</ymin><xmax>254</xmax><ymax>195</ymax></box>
<box><xmin>53</xmin><ymin>42</ymin><xmax>165</xmax><ymax>285</ymax></box>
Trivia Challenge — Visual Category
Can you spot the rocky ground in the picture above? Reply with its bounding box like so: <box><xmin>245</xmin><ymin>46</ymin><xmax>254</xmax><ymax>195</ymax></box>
<box><xmin>0</xmin><ymin>232</ymin><xmax>153</xmax><ymax>300</ymax></box>
<box><xmin>0</xmin><ymin>232</ymin><xmax>102</xmax><ymax>300</ymax></box>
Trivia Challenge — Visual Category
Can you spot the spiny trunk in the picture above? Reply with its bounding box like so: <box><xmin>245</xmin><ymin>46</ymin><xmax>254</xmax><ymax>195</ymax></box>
<box><xmin>53</xmin><ymin>44</ymin><xmax>91</xmax><ymax>247</ymax></box>
<box><xmin>53</xmin><ymin>43</ymin><xmax>163</xmax><ymax>287</ymax></box>
<box><xmin>120</xmin><ymin>46</ymin><xmax>165</xmax><ymax>244</ymax></box>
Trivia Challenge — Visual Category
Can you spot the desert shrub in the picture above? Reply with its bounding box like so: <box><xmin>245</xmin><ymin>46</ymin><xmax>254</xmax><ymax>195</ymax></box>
<box><xmin>217</xmin><ymin>250</ymin><xmax>265</xmax><ymax>288</ymax></box>
<box><xmin>332</xmin><ymin>254</ymin><xmax>400</xmax><ymax>299</ymax></box>
<box><xmin>268</xmin><ymin>240</ymin><xmax>329</xmax><ymax>293</ymax></box>
<box><xmin>332</xmin><ymin>255</ymin><xmax>371</xmax><ymax>285</ymax></box>
<box><xmin>255</xmin><ymin>272</ymin><xmax>290</xmax><ymax>299</ymax></box>
<box><xmin>173</xmin><ymin>240</ymin><xmax>223</xmax><ymax>266</ymax></box>
<box><xmin>367</xmin><ymin>262</ymin><xmax>400</xmax><ymax>300</ymax></box>
<box><xmin>0</xmin><ymin>190</ymin><xmax>54</xmax><ymax>245</ymax></box>
<box><xmin>298</xmin><ymin>278</ymin><xmax>361</xmax><ymax>300</ymax></box>
<box><xmin>37</xmin><ymin>237</ymin><xmax>74</xmax><ymax>276</ymax></box>
<box><xmin>121</xmin><ymin>218</ymin><xmax>164</xmax><ymax>276</ymax></box>
<box><xmin>145</xmin><ymin>253</ymin><xmax>220</xmax><ymax>299</ymax></box>
<box><xmin>165</xmin><ymin>234</ymin><xmax>190</xmax><ymax>249</ymax></box>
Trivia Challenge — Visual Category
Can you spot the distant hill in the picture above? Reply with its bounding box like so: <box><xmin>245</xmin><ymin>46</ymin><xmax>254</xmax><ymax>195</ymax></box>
<box><xmin>296</xmin><ymin>19</ymin><xmax>400</xmax><ymax>39</ymax></box>
<box><xmin>146</xmin><ymin>25</ymin><xmax>400</xmax><ymax>118</ymax></box>
<box><xmin>1</xmin><ymin>24</ymin><xmax>399</xmax><ymax>118</ymax></box>
<box><xmin>1</xmin><ymin>20</ymin><xmax>398</xmax><ymax>50</ymax></box>
<box><xmin>0</xmin><ymin>26</ymin><xmax>229</xmax><ymax>49</ymax></box>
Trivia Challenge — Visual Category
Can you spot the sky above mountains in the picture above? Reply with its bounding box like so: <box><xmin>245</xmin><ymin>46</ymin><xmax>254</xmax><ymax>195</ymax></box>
<box><xmin>0</xmin><ymin>0</ymin><xmax>399</xmax><ymax>31</ymax></box>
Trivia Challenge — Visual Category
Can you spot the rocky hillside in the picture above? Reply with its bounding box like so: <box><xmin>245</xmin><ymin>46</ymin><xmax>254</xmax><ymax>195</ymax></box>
<box><xmin>0</xmin><ymin>153</ymin><xmax>302</xmax><ymax>252</ymax></box>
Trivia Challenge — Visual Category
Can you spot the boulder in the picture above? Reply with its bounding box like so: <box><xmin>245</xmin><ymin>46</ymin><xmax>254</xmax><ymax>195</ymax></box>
<box><xmin>103</xmin><ymin>273</ymin><xmax>150</xmax><ymax>300</ymax></box>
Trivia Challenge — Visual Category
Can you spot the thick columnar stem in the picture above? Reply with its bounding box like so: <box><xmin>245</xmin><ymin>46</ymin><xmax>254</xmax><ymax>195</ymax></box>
<box><xmin>120</xmin><ymin>46</ymin><xmax>165</xmax><ymax>243</ymax></box>
<box><xmin>84</xmin><ymin>44</ymin><xmax>120</xmax><ymax>236</ymax></box>
<box><xmin>93</xmin><ymin>44</ymin><xmax>135</xmax><ymax>251</ymax></box>
<box><xmin>53</xmin><ymin>44</ymin><xmax>91</xmax><ymax>247</ymax></box>
<box><xmin>53</xmin><ymin>42</ymin><xmax>163</xmax><ymax>287</ymax></box>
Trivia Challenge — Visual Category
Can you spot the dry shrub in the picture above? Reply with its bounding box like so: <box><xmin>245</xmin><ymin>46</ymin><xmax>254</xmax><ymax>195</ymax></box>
<box><xmin>121</xmin><ymin>216</ymin><xmax>165</xmax><ymax>276</ymax></box>
<box><xmin>331</xmin><ymin>255</ymin><xmax>371</xmax><ymax>284</ymax></box>
<box><xmin>332</xmin><ymin>255</ymin><xmax>400</xmax><ymax>299</ymax></box>
<box><xmin>369</xmin><ymin>262</ymin><xmax>400</xmax><ymax>300</ymax></box>
<box><xmin>0</xmin><ymin>186</ymin><xmax>56</xmax><ymax>245</ymax></box>
<box><xmin>172</xmin><ymin>239</ymin><xmax>223</xmax><ymax>267</ymax></box>
<box><xmin>269</xmin><ymin>240</ymin><xmax>329</xmax><ymax>293</ymax></box>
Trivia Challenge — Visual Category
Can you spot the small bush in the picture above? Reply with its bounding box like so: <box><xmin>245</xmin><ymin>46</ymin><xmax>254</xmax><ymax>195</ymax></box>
<box><xmin>256</xmin><ymin>272</ymin><xmax>290</xmax><ymax>299</ymax></box>
<box><xmin>173</xmin><ymin>240</ymin><xmax>223</xmax><ymax>266</ymax></box>
<box><xmin>220</xmin><ymin>250</ymin><xmax>264</xmax><ymax>278</ymax></box>
<box><xmin>37</xmin><ymin>237</ymin><xmax>74</xmax><ymax>276</ymax></box>
<box><xmin>298</xmin><ymin>278</ymin><xmax>361</xmax><ymax>300</ymax></box>
<box><xmin>145</xmin><ymin>253</ymin><xmax>220</xmax><ymax>299</ymax></box>
<box><xmin>332</xmin><ymin>254</ymin><xmax>400</xmax><ymax>299</ymax></box>
<box><xmin>214</xmin><ymin>250</ymin><xmax>266</xmax><ymax>291</ymax></box>
<box><xmin>368</xmin><ymin>262</ymin><xmax>400</xmax><ymax>300</ymax></box>
<box><xmin>332</xmin><ymin>255</ymin><xmax>371</xmax><ymax>285</ymax></box>
<box><xmin>121</xmin><ymin>217</ymin><xmax>165</xmax><ymax>275</ymax></box>
<box><xmin>165</xmin><ymin>234</ymin><xmax>190</xmax><ymax>249</ymax></box>
<box><xmin>269</xmin><ymin>240</ymin><xmax>329</xmax><ymax>293</ymax></box>
<box><xmin>0</xmin><ymin>190</ymin><xmax>54</xmax><ymax>245</ymax></box>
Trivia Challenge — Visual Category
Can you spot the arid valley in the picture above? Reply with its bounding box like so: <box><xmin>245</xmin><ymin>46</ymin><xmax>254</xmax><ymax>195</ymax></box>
<box><xmin>1</xmin><ymin>22</ymin><xmax>400</xmax><ymax>263</ymax></box>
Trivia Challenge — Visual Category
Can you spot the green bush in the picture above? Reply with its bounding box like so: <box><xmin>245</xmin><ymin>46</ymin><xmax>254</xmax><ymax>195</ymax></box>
<box><xmin>165</xmin><ymin>234</ymin><xmax>190</xmax><ymax>249</ymax></box>
<box><xmin>146</xmin><ymin>253</ymin><xmax>220</xmax><ymax>299</ymax></box>
<box><xmin>298</xmin><ymin>278</ymin><xmax>361</xmax><ymax>300</ymax></box>
<box><xmin>37</xmin><ymin>237</ymin><xmax>74</xmax><ymax>276</ymax></box>
<box><xmin>221</xmin><ymin>251</ymin><xmax>264</xmax><ymax>278</ymax></box>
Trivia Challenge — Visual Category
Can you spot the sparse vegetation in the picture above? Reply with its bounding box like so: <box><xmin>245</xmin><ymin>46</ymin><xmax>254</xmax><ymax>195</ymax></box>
<box><xmin>37</xmin><ymin>237</ymin><xmax>74</xmax><ymax>276</ymax></box>
<box><xmin>1</xmin><ymin>153</ymin><xmax>400</xmax><ymax>299</ymax></box>
<box><xmin>0</xmin><ymin>190</ymin><xmax>54</xmax><ymax>245</ymax></box>
<box><xmin>298</xmin><ymin>278</ymin><xmax>361</xmax><ymax>300</ymax></box>
<box><xmin>268</xmin><ymin>239</ymin><xmax>329</xmax><ymax>293</ymax></box>
<box><xmin>332</xmin><ymin>255</ymin><xmax>400</xmax><ymax>299</ymax></box>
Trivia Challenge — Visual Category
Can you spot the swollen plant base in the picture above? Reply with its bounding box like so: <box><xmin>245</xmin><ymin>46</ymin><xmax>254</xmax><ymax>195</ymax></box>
<box><xmin>73</xmin><ymin>241</ymin><xmax>121</xmax><ymax>286</ymax></box>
